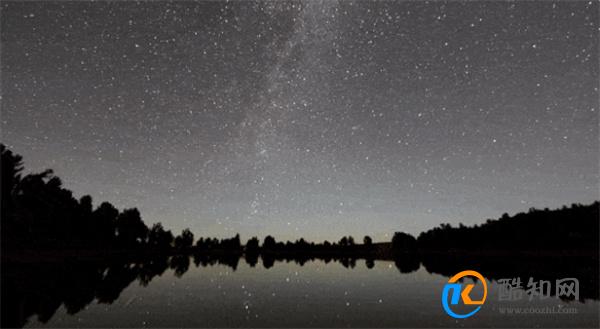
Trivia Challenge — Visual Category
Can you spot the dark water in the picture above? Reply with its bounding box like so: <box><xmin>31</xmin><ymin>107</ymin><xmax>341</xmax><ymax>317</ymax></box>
<box><xmin>13</xmin><ymin>258</ymin><xmax>599</xmax><ymax>328</ymax></box>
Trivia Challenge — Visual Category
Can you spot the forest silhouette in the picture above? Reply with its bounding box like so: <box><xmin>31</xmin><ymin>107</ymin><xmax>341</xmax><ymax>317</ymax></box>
<box><xmin>1</xmin><ymin>144</ymin><xmax>599</xmax><ymax>327</ymax></box>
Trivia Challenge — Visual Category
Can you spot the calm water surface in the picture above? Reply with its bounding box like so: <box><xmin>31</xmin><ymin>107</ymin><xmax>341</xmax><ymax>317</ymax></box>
<box><xmin>24</xmin><ymin>260</ymin><xmax>599</xmax><ymax>328</ymax></box>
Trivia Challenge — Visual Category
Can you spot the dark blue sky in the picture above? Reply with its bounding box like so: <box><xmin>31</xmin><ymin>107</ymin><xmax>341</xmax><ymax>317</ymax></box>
<box><xmin>2</xmin><ymin>1</ymin><xmax>598</xmax><ymax>241</ymax></box>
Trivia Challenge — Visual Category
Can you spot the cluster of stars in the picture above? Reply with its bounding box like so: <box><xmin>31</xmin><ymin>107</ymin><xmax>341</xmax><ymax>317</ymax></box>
<box><xmin>1</xmin><ymin>1</ymin><xmax>597</xmax><ymax>240</ymax></box>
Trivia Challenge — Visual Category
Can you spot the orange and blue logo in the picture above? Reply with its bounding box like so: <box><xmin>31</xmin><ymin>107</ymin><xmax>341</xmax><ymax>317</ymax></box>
<box><xmin>441</xmin><ymin>270</ymin><xmax>488</xmax><ymax>319</ymax></box>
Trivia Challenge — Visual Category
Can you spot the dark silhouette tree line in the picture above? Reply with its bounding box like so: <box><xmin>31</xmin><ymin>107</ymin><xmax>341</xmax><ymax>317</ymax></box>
<box><xmin>3</xmin><ymin>143</ymin><xmax>598</xmax><ymax>258</ymax></box>
<box><xmin>1</xmin><ymin>141</ymin><xmax>388</xmax><ymax>259</ymax></box>
<box><xmin>241</xmin><ymin>235</ymin><xmax>394</xmax><ymax>269</ymax></box>
<box><xmin>416</xmin><ymin>202</ymin><xmax>599</xmax><ymax>252</ymax></box>
<box><xmin>255</xmin><ymin>235</ymin><xmax>381</xmax><ymax>255</ymax></box>
<box><xmin>0</xmin><ymin>144</ymin><xmax>240</xmax><ymax>254</ymax></box>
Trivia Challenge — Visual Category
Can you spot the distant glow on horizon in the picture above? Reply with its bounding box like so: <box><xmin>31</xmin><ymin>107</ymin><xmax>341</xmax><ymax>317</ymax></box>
<box><xmin>1</xmin><ymin>1</ymin><xmax>598</xmax><ymax>241</ymax></box>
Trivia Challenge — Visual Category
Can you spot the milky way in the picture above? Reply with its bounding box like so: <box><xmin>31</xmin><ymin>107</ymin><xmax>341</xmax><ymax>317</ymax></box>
<box><xmin>1</xmin><ymin>1</ymin><xmax>598</xmax><ymax>241</ymax></box>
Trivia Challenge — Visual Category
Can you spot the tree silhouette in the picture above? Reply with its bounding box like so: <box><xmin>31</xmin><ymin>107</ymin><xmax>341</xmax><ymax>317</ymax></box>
<box><xmin>246</xmin><ymin>237</ymin><xmax>260</xmax><ymax>253</ymax></box>
<box><xmin>416</xmin><ymin>203</ymin><xmax>600</xmax><ymax>252</ymax></box>
<box><xmin>1</xmin><ymin>144</ymin><xmax>23</xmax><ymax>227</ymax></box>
<box><xmin>174</xmin><ymin>228</ymin><xmax>194</xmax><ymax>250</ymax></box>
<box><xmin>91</xmin><ymin>202</ymin><xmax>119</xmax><ymax>247</ymax></box>
<box><xmin>1</xmin><ymin>144</ymin><xmax>160</xmax><ymax>251</ymax></box>
<box><xmin>245</xmin><ymin>237</ymin><xmax>260</xmax><ymax>267</ymax></box>
<box><xmin>391</xmin><ymin>232</ymin><xmax>417</xmax><ymax>252</ymax></box>
<box><xmin>263</xmin><ymin>235</ymin><xmax>276</xmax><ymax>250</ymax></box>
<box><xmin>115</xmin><ymin>208</ymin><xmax>148</xmax><ymax>247</ymax></box>
<box><xmin>148</xmin><ymin>223</ymin><xmax>174</xmax><ymax>249</ymax></box>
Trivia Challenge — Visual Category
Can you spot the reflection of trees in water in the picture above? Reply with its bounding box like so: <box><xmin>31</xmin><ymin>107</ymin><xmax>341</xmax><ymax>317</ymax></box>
<box><xmin>3</xmin><ymin>255</ymin><xmax>200</xmax><ymax>328</ymax></box>
<box><xmin>192</xmin><ymin>252</ymin><xmax>241</xmax><ymax>270</ymax></box>
<box><xmin>420</xmin><ymin>252</ymin><xmax>599</xmax><ymax>302</ymax></box>
<box><xmin>4</xmin><ymin>251</ymin><xmax>598</xmax><ymax>328</ymax></box>
<box><xmin>394</xmin><ymin>253</ymin><xmax>420</xmax><ymax>273</ymax></box>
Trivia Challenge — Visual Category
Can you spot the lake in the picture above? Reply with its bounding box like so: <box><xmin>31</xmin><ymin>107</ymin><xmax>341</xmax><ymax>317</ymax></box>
<box><xmin>16</xmin><ymin>257</ymin><xmax>599</xmax><ymax>328</ymax></box>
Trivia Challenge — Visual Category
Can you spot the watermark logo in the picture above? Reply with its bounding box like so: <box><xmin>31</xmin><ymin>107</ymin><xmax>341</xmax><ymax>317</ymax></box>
<box><xmin>498</xmin><ymin>277</ymin><xmax>579</xmax><ymax>301</ymax></box>
<box><xmin>441</xmin><ymin>270</ymin><xmax>488</xmax><ymax>319</ymax></box>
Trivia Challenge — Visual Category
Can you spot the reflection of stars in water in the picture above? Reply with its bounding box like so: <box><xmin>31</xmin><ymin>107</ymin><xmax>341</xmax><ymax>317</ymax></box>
<box><xmin>241</xmin><ymin>284</ymin><xmax>259</xmax><ymax>320</ymax></box>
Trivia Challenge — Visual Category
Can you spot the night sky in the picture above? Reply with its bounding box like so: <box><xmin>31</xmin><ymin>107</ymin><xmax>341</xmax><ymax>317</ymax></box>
<box><xmin>1</xmin><ymin>1</ymin><xmax>598</xmax><ymax>241</ymax></box>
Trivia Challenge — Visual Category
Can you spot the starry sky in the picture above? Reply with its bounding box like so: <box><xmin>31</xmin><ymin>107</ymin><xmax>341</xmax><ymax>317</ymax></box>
<box><xmin>1</xmin><ymin>1</ymin><xmax>598</xmax><ymax>241</ymax></box>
